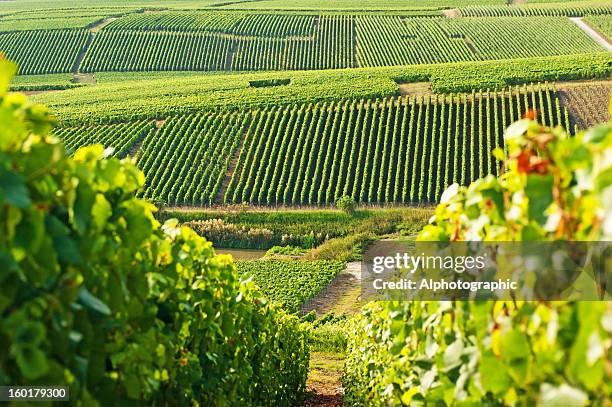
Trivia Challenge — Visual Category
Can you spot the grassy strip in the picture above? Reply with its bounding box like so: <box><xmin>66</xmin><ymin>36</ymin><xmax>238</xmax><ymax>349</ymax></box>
<box><xmin>163</xmin><ymin>207</ymin><xmax>432</xmax><ymax>249</ymax></box>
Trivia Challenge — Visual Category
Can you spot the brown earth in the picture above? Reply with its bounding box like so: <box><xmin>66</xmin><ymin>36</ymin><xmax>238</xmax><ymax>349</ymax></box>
<box><xmin>556</xmin><ymin>79</ymin><xmax>611</xmax><ymax>130</ymax></box>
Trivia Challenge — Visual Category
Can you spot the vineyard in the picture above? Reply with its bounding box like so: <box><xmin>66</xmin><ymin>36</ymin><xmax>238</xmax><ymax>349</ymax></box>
<box><xmin>52</xmin><ymin>83</ymin><xmax>572</xmax><ymax>206</ymax></box>
<box><xmin>29</xmin><ymin>53</ymin><xmax>612</xmax><ymax>124</ymax></box>
<box><xmin>53</xmin><ymin>119</ymin><xmax>155</xmax><ymax>157</ymax></box>
<box><xmin>355</xmin><ymin>16</ymin><xmax>602</xmax><ymax>66</ymax></box>
<box><xmin>136</xmin><ymin>111</ymin><xmax>248</xmax><ymax>206</ymax></box>
<box><xmin>585</xmin><ymin>14</ymin><xmax>612</xmax><ymax>40</ymax></box>
<box><xmin>236</xmin><ymin>260</ymin><xmax>345</xmax><ymax>313</ymax></box>
<box><xmin>459</xmin><ymin>3</ymin><xmax>612</xmax><ymax>17</ymax></box>
<box><xmin>224</xmin><ymin>84</ymin><xmax>568</xmax><ymax>205</ymax></box>
<box><xmin>2</xmin><ymin>12</ymin><xmax>609</xmax><ymax>74</ymax></box>
<box><xmin>82</xmin><ymin>15</ymin><xmax>354</xmax><ymax>71</ymax></box>
<box><xmin>0</xmin><ymin>7</ymin><xmax>134</xmax><ymax>31</ymax></box>
<box><xmin>2</xmin><ymin>1</ymin><xmax>612</xmax><ymax>405</ymax></box>
<box><xmin>557</xmin><ymin>81</ymin><xmax>611</xmax><ymax>129</ymax></box>
<box><xmin>0</xmin><ymin>29</ymin><xmax>88</xmax><ymax>74</ymax></box>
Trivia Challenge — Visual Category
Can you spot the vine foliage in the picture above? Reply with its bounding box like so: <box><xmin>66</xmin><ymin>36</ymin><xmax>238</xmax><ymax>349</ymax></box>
<box><xmin>344</xmin><ymin>113</ymin><xmax>612</xmax><ymax>405</ymax></box>
<box><xmin>0</xmin><ymin>59</ymin><xmax>308</xmax><ymax>405</ymax></box>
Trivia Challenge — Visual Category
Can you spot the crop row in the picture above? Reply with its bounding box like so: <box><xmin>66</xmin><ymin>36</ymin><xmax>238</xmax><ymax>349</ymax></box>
<box><xmin>356</xmin><ymin>16</ymin><xmax>603</xmax><ymax>67</ymax></box>
<box><xmin>224</xmin><ymin>83</ymin><xmax>569</xmax><ymax>205</ymax></box>
<box><xmin>81</xmin><ymin>16</ymin><xmax>353</xmax><ymax>72</ymax></box>
<box><xmin>106</xmin><ymin>12</ymin><xmax>315</xmax><ymax>38</ymax></box>
<box><xmin>235</xmin><ymin>260</ymin><xmax>345</xmax><ymax>314</ymax></box>
<box><xmin>585</xmin><ymin>14</ymin><xmax>612</xmax><ymax>41</ymax></box>
<box><xmin>136</xmin><ymin>111</ymin><xmax>249</xmax><ymax>206</ymax></box>
<box><xmin>54</xmin><ymin>119</ymin><xmax>155</xmax><ymax>157</ymax></box>
<box><xmin>6</xmin><ymin>14</ymin><xmax>607</xmax><ymax>74</ymax></box>
<box><xmin>459</xmin><ymin>4</ymin><xmax>612</xmax><ymax>17</ymax></box>
<box><xmin>0</xmin><ymin>29</ymin><xmax>88</xmax><ymax>74</ymax></box>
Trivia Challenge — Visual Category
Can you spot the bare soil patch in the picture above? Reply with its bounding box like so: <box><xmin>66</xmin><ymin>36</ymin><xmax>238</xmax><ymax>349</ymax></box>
<box><xmin>442</xmin><ymin>9</ymin><xmax>460</xmax><ymax>18</ymax></box>
<box><xmin>398</xmin><ymin>81</ymin><xmax>432</xmax><ymax>97</ymax></box>
<box><xmin>301</xmin><ymin>262</ymin><xmax>361</xmax><ymax>317</ymax></box>
<box><xmin>73</xmin><ymin>73</ymin><xmax>96</xmax><ymax>84</ymax></box>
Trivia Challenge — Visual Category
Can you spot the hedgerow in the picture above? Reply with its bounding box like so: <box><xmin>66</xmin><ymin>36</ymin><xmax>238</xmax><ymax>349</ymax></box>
<box><xmin>0</xmin><ymin>60</ymin><xmax>308</xmax><ymax>405</ymax></box>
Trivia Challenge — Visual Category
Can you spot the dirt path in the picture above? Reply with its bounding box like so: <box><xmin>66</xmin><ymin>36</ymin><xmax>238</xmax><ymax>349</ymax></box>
<box><xmin>72</xmin><ymin>17</ymin><xmax>119</xmax><ymax>79</ymax></box>
<box><xmin>300</xmin><ymin>262</ymin><xmax>362</xmax><ymax>316</ymax></box>
<box><xmin>72</xmin><ymin>34</ymin><xmax>93</xmax><ymax>76</ymax></box>
<box><xmin>570</xmin><ymin>17</ymin><xmax>612</xmax><ymax>52</ymax></box>
<box><xmin>90</xmin><ymin>17</ymin><xmax>118</xmax><ymax>33</ymax></box>
<box><xmin>304</xmin><ymin>352</ymin><xmax>345</xmax><ymax>407</ymax></box>
<box><xmin>214</xmin><ymin>120</ymin><xmax>253</xmax><ymax>203</ymax></box>
<box><xmin>300</xmin><ymin>262</ymin><xmax>363</xmax><ymax>407</ymax></box>
<box><xmin>442</xmin><ymin>9</ymin><xmax>460</xmax><ymax>18</ymax></box>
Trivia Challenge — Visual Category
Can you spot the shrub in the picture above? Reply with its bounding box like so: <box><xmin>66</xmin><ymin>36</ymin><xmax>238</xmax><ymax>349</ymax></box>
<box><xmin>307</xmin><ymin>232</ymin><xmax>374</xmax><ymax>262</ymax></box>
<box><xmin>249</xmin><ymin>78</ymin><xmax>291</xmax><ymax>88</ymax></box>
<box><xmin>265</xmin><ymin>245</ymin><xmax>307</xmax><ymax>257</ymax></box>
<box><xmin>344</xmin><ymin>119</ymin><xmax>612</xmax><ymax>405</ymax></box>
<box><xmin>335</xmin><ymin>195</ymin><xmax>356</xmax><ymax>215</ymax></box>
<box><xmin>0</xmin><ymin>60</ymin><xmax>308</xmax><ymax>405</ymax></box>
<box><xmin>186</xmin><ymin>218</ymin><xmax>276</xmax><ymax>249</ymax></box>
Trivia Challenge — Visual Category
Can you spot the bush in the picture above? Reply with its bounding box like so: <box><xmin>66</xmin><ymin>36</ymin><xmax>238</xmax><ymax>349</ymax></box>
<box><xmin>307</xmin><ymin>232</ymin><xmax>374</xmax><ymax>262</ymax></box>
<box><xmin>344</xmin><ymin>120</ymin><xmax>612</xmax><ymax>405</ymax></box>
<box><xmin>335</xmin><ymin>195</ymin><xmax>356</xmax><ymax>215</ymax></box>
<box><xmin>0</xmin><ymin>60</ymin><xmax>308</xmax><ymax>405</ymax></box>
<box><xmin>265</xmin><ymin>245</ymin><xmax>307</xmax><ymax>258</ymax></box>
<box><xmin>186</xmin><ymin>218</ymin><xmax>276</xmax><ymax>249</ymax></box>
